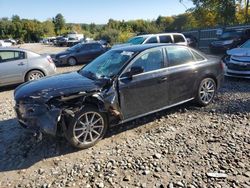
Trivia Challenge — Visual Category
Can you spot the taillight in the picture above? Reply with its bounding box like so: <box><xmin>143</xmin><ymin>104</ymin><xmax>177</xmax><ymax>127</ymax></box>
<box><xmin>47</xmin><ymin>56</ymin><xmax>53</xmax><ymax>64</ymax></box>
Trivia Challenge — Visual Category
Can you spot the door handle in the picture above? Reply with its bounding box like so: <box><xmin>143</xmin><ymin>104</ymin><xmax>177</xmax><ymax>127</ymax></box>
<box><xmin>158</xmin><ymin>76</ymin><xmax>168</xmax><ymax>83</ymax></box>
<box><xmin>18</xmin><ymin>62</ymin><xmax>24</xmax><ymax>66</ymax></box>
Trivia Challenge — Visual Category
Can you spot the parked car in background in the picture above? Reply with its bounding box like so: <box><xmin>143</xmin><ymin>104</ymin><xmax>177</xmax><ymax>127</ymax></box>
<box><xmin>4</xmin><ymin>39</ymin><xmax>17</xmax><ymax>45</ymax></box>
<box><xmin>0</xmin><ymin>48</ymin><xmax>56</xmax><ymax>87</ymax></box>
<box><xmin>67</xmin><ymin>37</ymin><xmax>82</xmax><ymax>47</ymax></box>
<box><xmin>209</xmin><ymin>29</ymin><xmax>250</xmax><ymax>54</ymax></box>
<box><xmin>14</xmin><ymin>44</ymin><xmax>223</xmax><ymax>149</ymax></box>
<box><xmin>0</xmin><ymin>40</ymin><xmax>12</xmax><ymax>47</ymax></box>
<box><xmin>184</xmin><ymin>34</ymin><xmax>198</xmax><ymax>48</ymax></box>
<box><xmin>53</xmin><ymin>42</ymin><xmax>108</xmax><ymax>66</ymax></box>
<box><xmin>112</xmin><ymin>33</ymin><xmax>188</xmax><ymax>48</ymax></box>
<box><xmin>52</xmin><ymin>36</ymin><xmax>69</xmax><ymax>47</ymax></box>
<box><xmin>222</xmin><ymin>39</ymin><xmax>250</xmax><ymax>78</ymax></box>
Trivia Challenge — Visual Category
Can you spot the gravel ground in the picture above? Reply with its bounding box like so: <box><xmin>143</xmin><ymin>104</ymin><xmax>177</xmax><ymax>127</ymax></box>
<box><xmin>0</xmin><ymin>44</ymin><xmax>250</xmax><ymax>188</ymax></box>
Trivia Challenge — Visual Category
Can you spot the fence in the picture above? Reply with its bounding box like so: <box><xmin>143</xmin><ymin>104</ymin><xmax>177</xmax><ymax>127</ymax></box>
<box><xmin>182</xmin><ymin>24</ymin><xmax>250</xmax><ymax>53</ymax></box>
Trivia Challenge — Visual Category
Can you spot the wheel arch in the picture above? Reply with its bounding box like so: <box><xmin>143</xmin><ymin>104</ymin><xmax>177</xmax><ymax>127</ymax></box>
<box><xmin>24</xmin><ymin>69</ymin><xmax>46</xmax><ymax>82</ymax></box>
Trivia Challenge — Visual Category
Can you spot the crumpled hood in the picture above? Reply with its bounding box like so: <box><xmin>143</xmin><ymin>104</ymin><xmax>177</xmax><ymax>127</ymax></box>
<box><xmin>227</xmin><ymin>48</ymin><xmax>250</xmax><ymax>57</ymax></box>
<box><xmin>14</xmin><ymin>72</ymin><xmax>102</xmax><ymax>102</ymax></box>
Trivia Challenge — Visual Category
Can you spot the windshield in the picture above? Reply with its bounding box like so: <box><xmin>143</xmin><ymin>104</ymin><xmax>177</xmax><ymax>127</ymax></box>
<box><xmin>241</xmin><ymin>40</ymin><xmax>250</xmax><ymax>48</ymax></box>
<box><xmin>67</xmin><ymin>43</ymin><xmax>82</xmax><ymax>51</ymax></box>
<box><xmin>79</xmin><ymin>50</ymin><xmax>134</xmax><ymax>79</ymax></box>
<box><xmin>126</xmin><ymin>36</ymin><xmax>146</xmax><ymax>45</ymax></box>
<box><xmin>220</xmin><ymin>32</ymin><xmax>239</xmax><ymax>40</ymax></box>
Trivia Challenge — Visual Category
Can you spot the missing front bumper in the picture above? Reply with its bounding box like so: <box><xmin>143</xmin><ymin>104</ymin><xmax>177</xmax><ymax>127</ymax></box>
<box><xmin>15</xmin><ymin>104</ymin><xmax>61</xmax><ymax>136</ymax></box>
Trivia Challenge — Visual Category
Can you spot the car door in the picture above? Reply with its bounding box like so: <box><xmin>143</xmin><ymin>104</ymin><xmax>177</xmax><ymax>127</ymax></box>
<box><xmin>118</xmin><ymin>48</ymin><xmax>169</xmax><ymax>120</ymax></box>
<box><xmin>87</xmin><ymin>43</ymin><xmax>105</xmax><ymax>60</ymax></box>
<box><xmin>0</xmin><ymin>50</ymin><xmax>27</xmax><ymax>86</ymax></box>
<box><xmin>77</xmin><ymin>44</ymin><xmax>103</xmax><ymax>63</ymax></box>
<box><xmin>75</xmin><ymin>44</ymin><xmax>89</xmax><ymax>63</ymax></box>
<box><xmin>165</xmin><ymin>46</ymin><xmax>199</xmax><ymax>104</ymax></box>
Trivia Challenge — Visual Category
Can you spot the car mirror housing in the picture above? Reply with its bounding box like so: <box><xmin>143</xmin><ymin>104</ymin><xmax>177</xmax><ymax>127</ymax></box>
<box><xmin>124</xmin><ymin>66</ymin><xmax>144</xmax><ymax>78</ymax></box>
<box><xmin>121</xmin><ymin>66</ymin><xmax>144</xmax><ymax>79</ymax></box>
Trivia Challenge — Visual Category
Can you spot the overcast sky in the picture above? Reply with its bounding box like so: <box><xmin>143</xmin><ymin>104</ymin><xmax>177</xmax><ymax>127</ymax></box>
<box><xmin>0</xmin><ymin>0</ymin><xmax>194</xmax><ymax>24</ymax></box>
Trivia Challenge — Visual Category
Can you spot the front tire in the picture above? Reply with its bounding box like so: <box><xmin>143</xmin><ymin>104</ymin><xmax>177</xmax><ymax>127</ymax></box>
<box><xmin>67</xmin><ymin>57</ymin><xmax>77</xmax><ymax>66</ymax></box>
<box><xmin>195</xmin><ymin>78</ymin><xmax>216</xmax><ymax>106</ymax></box>
<box><xmin>65</xmin><ymin>106</ymin><xmax>108</xmax><ymax>149</ymax></box>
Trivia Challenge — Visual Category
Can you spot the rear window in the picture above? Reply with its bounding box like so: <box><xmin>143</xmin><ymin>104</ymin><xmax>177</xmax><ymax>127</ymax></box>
<box><xmin>159</xmin><ymin>35</ymin><xmax>173</xmax><ymax>43</ymax></box>
<box><xmin>191</xmin><ymin>50</ymin><xmax>205</xmax><ymax>61</ymax></box>
<box><xmin>173</xmin><ymin>35</ymin><xmax>185</xmax><ymax>43</ymax></box>
<box><xmin>166</xmin><ymin>46</ymin><xmax>194</xmax><ymax>66</ymax></box>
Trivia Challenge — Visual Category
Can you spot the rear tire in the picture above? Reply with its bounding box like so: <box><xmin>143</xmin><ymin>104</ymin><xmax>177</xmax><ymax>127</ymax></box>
<box><xmin>65</xmin><ymin>106</ymin><xmax>108</xmax><ymax>149</ymax></box>
<box><xmin>195</xmin><ymin>77</ymin><xmax>216</xmax><ymax>106</ymax></box>
<box><xmin>67</xmin><ymin>57</ymin><xmax>77</xmax><ymax>66</ymax></box>
<box><xmin>25</xmin><ymin>70</ymin><xmax>44</xmax><ymax>82</ymax></box>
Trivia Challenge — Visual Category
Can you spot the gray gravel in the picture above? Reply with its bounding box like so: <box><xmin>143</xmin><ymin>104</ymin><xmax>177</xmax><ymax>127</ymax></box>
<box><xmin>0</xmin><ymin>65</ymin><xmax>249</xmax><ymax>188</ymax></box>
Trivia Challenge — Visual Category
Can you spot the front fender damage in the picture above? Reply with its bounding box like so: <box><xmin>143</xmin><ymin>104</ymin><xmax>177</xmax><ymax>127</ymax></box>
<box><xmin>15</xmin><ymin>82</ymin><xmax>122</xmax><ymax>136</ymax></box>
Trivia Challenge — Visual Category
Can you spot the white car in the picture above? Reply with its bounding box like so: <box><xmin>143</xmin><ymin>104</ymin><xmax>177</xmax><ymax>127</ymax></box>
<box><xmin>222</xmin><ymin>39</ymin><xmax>250</xmax><ymax>79</ymax></box>
<box><xmin>0</xmin><ymin>40</ymin><xmax>12</xmax><ymax>47</ymax></box>
<box><xmin>112</xmin><ymin>33</ymin><xmax>188</xmax><ymax>49</ymax></box>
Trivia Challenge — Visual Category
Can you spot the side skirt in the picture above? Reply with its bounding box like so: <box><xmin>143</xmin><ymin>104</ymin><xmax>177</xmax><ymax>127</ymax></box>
<box><xmin>110</xmin><ymin>97</ymin><xmax>194</xmax><ymax>127</ymax></box>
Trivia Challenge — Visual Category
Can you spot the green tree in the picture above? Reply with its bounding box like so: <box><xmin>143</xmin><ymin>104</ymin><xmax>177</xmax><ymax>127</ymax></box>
<box><xmin>190</xmin><ymin>0</ymin><xmax>236</xmax><ymax>26</ymax></box>
<box><xmin>53</xmin><ymin>13</ymin><xmax>65</xmax><ymax>35</ymax></box>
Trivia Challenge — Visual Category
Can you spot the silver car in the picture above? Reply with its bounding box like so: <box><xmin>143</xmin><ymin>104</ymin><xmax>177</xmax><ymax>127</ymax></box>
<box><xmin>0</xmin><ymin>48</ymin><xmax>56</xmax><ymax>87</ymax></box>
<box><xmin>222</xmin><ymin>39</ymin><xmax>250</xmax><ymax>79</ymax></box>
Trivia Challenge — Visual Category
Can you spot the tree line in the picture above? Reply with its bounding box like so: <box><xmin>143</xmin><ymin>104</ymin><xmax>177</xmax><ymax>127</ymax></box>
<box><xmin>0</xmin><ymin>0</ymin><xmax>249</xmax><ymax>44</ymax></box>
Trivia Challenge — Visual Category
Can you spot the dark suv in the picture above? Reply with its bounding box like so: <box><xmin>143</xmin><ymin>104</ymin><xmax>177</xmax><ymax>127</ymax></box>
<box><xmin>14</xmin><ymin>44</ymin><xmax>224</xmax><ymax>149</ymax></box>
<box><xmin>53</xmin><ymin>42</ymin><xmax>107</xmax><ymax>66</ymax></box>
<box><xmin>209</xmin><ymin>29</ymin><xmax>250</xmax><ymax>54</ymax></box>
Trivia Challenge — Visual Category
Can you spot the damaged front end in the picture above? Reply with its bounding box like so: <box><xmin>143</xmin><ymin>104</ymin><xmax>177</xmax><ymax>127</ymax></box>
<box><xmin>15</xmin><ymin>100</ymin><xmax>61</xmax><ymax>135</ymax></box>
<box><xmin>14</xmin><ymin>78</ymin><xmax>122</xmax><ymax>137</ymax></box>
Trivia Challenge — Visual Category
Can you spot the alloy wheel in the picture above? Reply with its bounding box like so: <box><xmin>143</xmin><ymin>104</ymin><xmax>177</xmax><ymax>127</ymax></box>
<box><xmin>199</xmin><ymin>78</ymin><xmax>216</xmax><ymax>104</ymax></box>
<box><xmin>73</xmin><ymin>111</ymin><xmax>105</xmax><ymax>145</ymax></box>
<box><xmin>28</xmin><ymin>71</ymin><xmax>44</xmax><ymax>81</ymax></box>
<box><xmin>68</xmin><ymin>57</ymin><xmax>76</xmax><ymax>66</ymax></box>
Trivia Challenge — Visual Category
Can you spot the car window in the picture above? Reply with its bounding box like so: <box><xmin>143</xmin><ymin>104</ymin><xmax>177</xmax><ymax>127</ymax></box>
<box><xmin>127</xmin><ymin>36</ymin><xmax>146</xmax><ymax>44</ymax></box>
<box><xmin>131</xmin><ymin>49</ymin><xmax>164</xmax><ymax>73</ymax></box>
<box><xmin>0</xmin><ymin>51</ymin><xmax>25</xmax><ymax>63</ymax></box>
<box><xmin>220</xmin><ymin>31</ymin><xmax>240</xmax><ymax>39</ymax></box>
<box><xmin>90</xmin><ymin>44</ymin><xmax>103</xmax><ymax>50</ymax></box>
<box><xmin>191</xmin><ymin>50</ymin><xmax>205</xmax><ymax>61</ymax></box>
<box><xmin>159</xmin><ymin>35</ymin><xmax>173</xmax><ymax>43</ymax></box>
<box><xmin>166</xmin><ymin>46</ymin><xmax>194</xmax><ymax>66</ymax></box>
<box><xmin>145</xmin><ymin>37</ymin><xmax>158</xmax><ymax>44</ymax></box>
<box><xmin>173</xmin><ymin>35</ymin><xmax>185</xmax><ymax>43</ymax></box>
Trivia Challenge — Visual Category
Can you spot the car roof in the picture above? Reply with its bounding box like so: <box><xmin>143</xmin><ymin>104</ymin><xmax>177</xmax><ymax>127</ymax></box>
<box><xmin>111</xmin><ymin>43</ymin><xmax>181</xmax><ymax>53</ymax></box>
<box><xmin>0</xmin><ymin>47</ymin><xmax>28</xmax><ymax>52</ymax></box>
<box><xmin>135</xmin><ymin>33</ymin><xmax>185</xmax><ymax>38</ymax></box>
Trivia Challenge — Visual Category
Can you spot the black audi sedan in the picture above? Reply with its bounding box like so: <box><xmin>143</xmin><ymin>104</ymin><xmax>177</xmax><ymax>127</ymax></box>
<box><xmin>14</xmin><ymin>44</ymin><xmax>224</xmax><ymax>149</ymax></box>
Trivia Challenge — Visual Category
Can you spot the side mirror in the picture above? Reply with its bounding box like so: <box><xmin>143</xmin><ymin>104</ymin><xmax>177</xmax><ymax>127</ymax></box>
<box><xmin>121</xmin><ymin>66</ymin><xmax>144</xmax><ymax>79</ymax></box>
<box><xmin>130</xmin><ymin>66</ymin><xmax>144</xmax><ymax>75</ymax></box>
<box><xmin>125</xmin><ymin>66</ymin><xmax>144</xmax><ymax>78</ymax></box>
